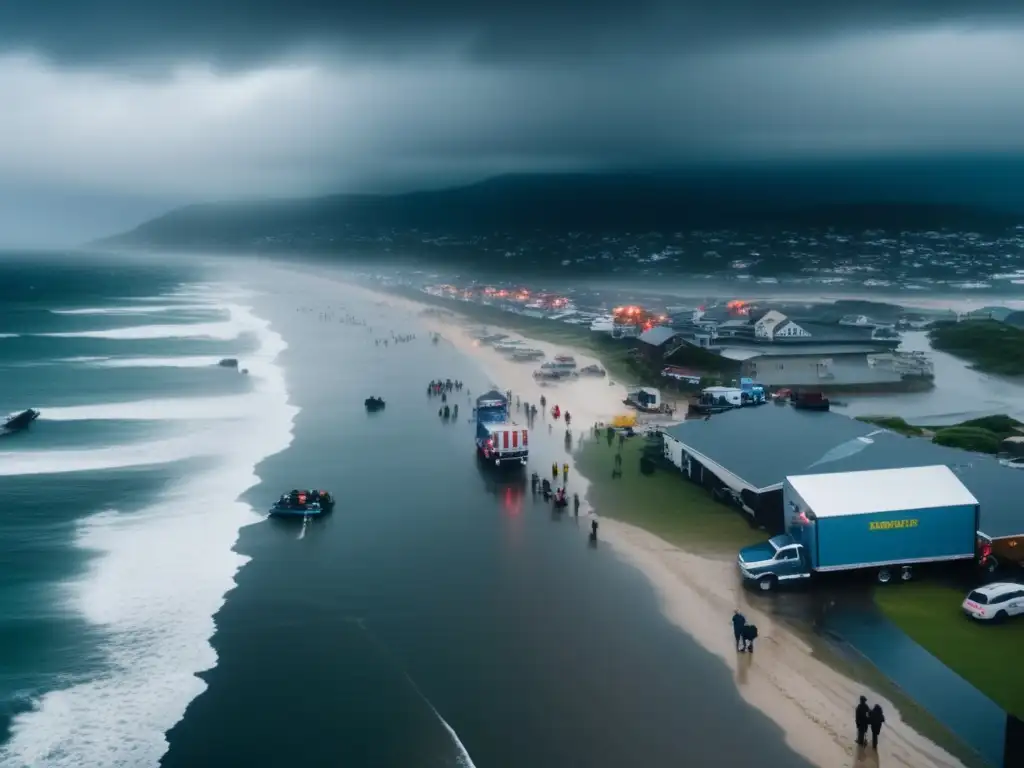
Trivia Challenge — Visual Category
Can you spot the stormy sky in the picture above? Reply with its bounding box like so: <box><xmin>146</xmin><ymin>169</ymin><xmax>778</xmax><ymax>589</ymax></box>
<box><xmin>1</xmin><ymin>2</ymin><xmax>1023</xmax><ymax>245</ymax></box>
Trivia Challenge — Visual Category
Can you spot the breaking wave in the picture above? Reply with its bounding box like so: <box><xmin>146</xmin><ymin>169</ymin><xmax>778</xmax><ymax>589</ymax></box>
<box><xmin>0</xmin><ymin>295</ymin><xmax>298</xmax><ymax>768</ymax></box>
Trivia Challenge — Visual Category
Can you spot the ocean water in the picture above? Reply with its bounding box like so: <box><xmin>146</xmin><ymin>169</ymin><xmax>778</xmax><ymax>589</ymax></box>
<box><xmin>0</xmin><ymin>255</ymin><xmax>295</xmax><ymax>767</ymax></box>
<box><xmin>0</xmin><ymin>254</ymin><xmax>812</xmax><ymax>768</ymax></box>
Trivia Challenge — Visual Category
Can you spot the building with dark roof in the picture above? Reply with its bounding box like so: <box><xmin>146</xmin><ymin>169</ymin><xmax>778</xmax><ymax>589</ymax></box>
<box><xmin>638</xmin><ymin>326</ymin><xmax>679</xmax><ymax>347</ymax></box>
<box><xmin>661</xmin><ymin>405</ymin><xmax>1024</xmax><ymax>551</ymax></box>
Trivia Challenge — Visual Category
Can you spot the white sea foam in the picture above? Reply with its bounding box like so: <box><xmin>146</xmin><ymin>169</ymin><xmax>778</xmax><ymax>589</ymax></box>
<box><xmin>0</xmin><ymin>333</ymin><xmax>18</xmax><ymax>338</ymax></box>
<box><xmin>87</xmin><ymin>356</ymin><xmax>227</xmax><ymax>369</ymax></box>
<box><xmin>0</xmin><ymin>297</ymin><xmax>299</xmax><ymax>768</ymax></box>
<box><xmin>50</xmin><ymin>305</ymin><xmax>213</xmax><ymax>315</ymax></box>
<box><xmin>39</xmin><ymin>395</ymin><xmax>259</xmax><ymax>421</ymax></box>
<box><xmin>0</xmin><ymin>432</ymin><xmax>224</xmax><ymax>477</ymax></box>
<box><xmin>39</xmin><ymin>321</ymin><xmax>242</xmax><ymax>341</ymax></box>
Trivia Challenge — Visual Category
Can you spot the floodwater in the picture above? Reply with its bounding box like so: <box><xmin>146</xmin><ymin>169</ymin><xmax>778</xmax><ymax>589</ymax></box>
<box><xmin>833</xmin><ymin>332</ymin><xmax>1024</xmax><ymax>425</ymax></box>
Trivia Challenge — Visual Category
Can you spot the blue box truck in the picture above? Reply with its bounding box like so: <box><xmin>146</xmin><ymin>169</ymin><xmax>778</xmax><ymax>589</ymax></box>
<box><xmin>738</xmin><ymin>465</ymin><xmax>980</xmax><ymax>592</ymax></box>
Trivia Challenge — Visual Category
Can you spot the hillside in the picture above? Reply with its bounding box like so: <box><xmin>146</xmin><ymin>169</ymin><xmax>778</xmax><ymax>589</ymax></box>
<box><xmin>96</xmin><ymin>173</ymin><xmax>1021</xmax><ymax>260</ymax></box>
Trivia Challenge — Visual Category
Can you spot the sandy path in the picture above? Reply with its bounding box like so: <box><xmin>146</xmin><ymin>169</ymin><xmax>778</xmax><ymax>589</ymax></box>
<box><xmin>320</xmin><ymin>277</ymin><xmax>970</xmax><ymax>768</ymax></box>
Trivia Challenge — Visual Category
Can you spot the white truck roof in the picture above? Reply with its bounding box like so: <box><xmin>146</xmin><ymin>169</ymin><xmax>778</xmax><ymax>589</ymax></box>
<box><xmin>786</xmin><ymin>465</ymin><xmax>978</xmax><ymax>518</ymax></box>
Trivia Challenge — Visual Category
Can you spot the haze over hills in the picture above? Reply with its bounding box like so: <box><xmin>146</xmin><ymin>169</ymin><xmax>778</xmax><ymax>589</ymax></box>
<box><xmin>94</xmin><ymin>166</ymin><xmax>1024</xmax><ymax>281</ymax></box>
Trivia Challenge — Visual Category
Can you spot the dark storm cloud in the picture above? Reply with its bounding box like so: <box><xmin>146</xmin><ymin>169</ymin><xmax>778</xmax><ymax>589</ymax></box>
<box><xmin>1</xmin><ymin>1</ymin><xmax>1023</xmax><ymax>67</ymax></box>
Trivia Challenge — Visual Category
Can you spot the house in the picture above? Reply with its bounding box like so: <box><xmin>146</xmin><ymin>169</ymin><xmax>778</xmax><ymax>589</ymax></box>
<box><xmin>659</xmin><ymin>405</ymin><xmax>1024</xmax><ymax>556</ymax></box>
<box><xmin>754</xmin><ymin>310</ymin><xmax>790</xmax><ymax>340</ymax></box>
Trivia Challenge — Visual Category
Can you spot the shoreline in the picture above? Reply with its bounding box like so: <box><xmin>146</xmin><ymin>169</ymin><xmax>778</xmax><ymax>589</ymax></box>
<box><xmin>353</xmin><ymin>282</ymin><xmax>977</xmax><ymax>768</ymax></box>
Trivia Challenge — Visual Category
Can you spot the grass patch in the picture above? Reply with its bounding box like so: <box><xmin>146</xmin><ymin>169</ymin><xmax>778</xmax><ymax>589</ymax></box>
<box><xmin>576</xmin><ymin>434</ymin><xmax>765</xmax><ymax>552</ymax></box>
<box><xmin>929</xmin><ymin>319</ymin><xmax>1024</xmax><ymax>377</ymax></box>
<box><xmin>856</xmin><ymin>415</ymin><xmax>926</xmax><ymax>436</ymax></box>
<box><xmin>857</xmin><ymin>413</ymin><xmax>1024</xmax><ymax>455</ymax></box>
<box><xmin>874</xmin><ymin>582</ymin><xmax>1024</xmax><ymax>719</ymax></box>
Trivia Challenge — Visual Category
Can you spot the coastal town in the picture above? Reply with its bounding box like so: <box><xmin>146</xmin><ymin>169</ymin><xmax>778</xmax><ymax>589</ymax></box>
<box><xmin>410</xmin><ymin>276</ymin><xmax>1024</xmax><ymax>392</ymax></box>
<box><xmin>376</xmin><ymin>274</ymin><xmax>1024</xmax><ymax>767</ymax></box>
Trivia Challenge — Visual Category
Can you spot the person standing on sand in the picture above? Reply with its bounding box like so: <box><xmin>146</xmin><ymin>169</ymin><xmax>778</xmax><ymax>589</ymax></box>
<box><xmin>855</xmin><ymin>696</ymin><xmax>870</xmax><ymax>746</ymax></box>
<box><xmin>731</xmin><ymin>610</ymin><xmax>746</xmax><ymax>651</ymax></box>
<box><xmin>573</xmin><ymin>493</ymin><xmax>580</xmax><ymax>517</ymax></box>
<box><xmin>741</xmin><ymin>623</ymin><xmax>758</xmax><ymax>652</ymax></box>
<box><xmin>562</xmin><ymin>463</ymin><xmax>569</xmax><ymax>481</ymax></box>
<box><xmin>869</xmin><ymin>704</ymin><xmax>885</xmax><ymax>749</ymax></box>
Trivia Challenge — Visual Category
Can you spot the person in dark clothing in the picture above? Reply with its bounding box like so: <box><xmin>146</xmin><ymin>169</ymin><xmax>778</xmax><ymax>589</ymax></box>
<box><xmin>731</xmin><ymin>610</ymin><xmax>746</xmax><ymax>651</ymax></box>
<box><xmin>741</xmin><ymin>623</ymin><xmax>758</xmax><ymax>652</ymax></box>
<box><xmin>869</xmin><ymin>704</ymin><xmax>885</xmax><ymax>748</ymax></box>
<box><xmin>855</xmin><ymin>696</ymin><xmax>870</xmax><ymax>746</ymax></box>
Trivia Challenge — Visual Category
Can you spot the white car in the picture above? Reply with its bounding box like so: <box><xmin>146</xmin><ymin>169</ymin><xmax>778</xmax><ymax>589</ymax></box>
<box><xmin>962</xmin><ymin>583</ymin><xmax>1024</xmax><ymax>622</ymax></box>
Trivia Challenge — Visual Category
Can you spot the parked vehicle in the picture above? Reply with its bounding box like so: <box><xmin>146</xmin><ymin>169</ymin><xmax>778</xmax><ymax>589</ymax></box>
<box><xmin>738</xmin><ymin>465</ymin><xmax>981</xmax><ymax>592</ymax></box>
<box><xmin>791</xmin><ymin>391</ymin><xmax>830</xmax><ymax>411</ymax></box>
<box><xmin>689</xmin><ymin>386</ymin><xmax>741</xmax><ymax>415</ymax></box>
<box><xmin>962</xmin><ymin>583</ymin><xmax>1024</xmax><ymax>622</ymax></box>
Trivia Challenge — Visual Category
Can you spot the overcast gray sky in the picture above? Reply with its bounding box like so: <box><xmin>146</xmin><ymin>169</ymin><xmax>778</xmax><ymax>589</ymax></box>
<box><xmin>0</xmin><ymin>2</ymin><xmax>1022</xmax><ymax>245</ymax></box>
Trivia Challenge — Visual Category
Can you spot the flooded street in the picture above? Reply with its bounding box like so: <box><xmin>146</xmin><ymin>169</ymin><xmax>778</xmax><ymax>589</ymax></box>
<box><xmin>833</xmin><ymin>332</ymin><xmax>1024</xmax><ymax>425</ymax></box>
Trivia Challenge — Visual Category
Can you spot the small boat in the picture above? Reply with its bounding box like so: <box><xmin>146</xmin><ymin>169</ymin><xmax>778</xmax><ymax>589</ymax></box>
<box><xmin>579</xmin><ymin>364</ymin><xmax>606</xmax><ymax>377</ymax></box>
<box><xmin>2</xmin><ymin>409</ymin><xmax>40</xmax><ymax>433</ymax></box>
<box><xmin>365</xmin><ymin>396</ymin><xmax>386</xmax><ymax>412</ymax></box>
<box><xmin>269</xmin><ymin>489</ymin><xmax>335</xmax><ymax>517</ymax></box>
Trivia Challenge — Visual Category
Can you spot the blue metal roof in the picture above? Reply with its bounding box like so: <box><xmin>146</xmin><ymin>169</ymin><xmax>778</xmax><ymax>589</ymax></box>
<box><xmin>662</xmin><ymin>405</ymin><xmax>1024</xmax><ymax>539</ymax></box>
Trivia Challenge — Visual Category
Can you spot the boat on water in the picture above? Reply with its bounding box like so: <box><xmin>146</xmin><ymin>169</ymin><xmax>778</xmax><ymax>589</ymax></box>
<box><xmin>269</xmin><ymin>489</ymin><xmax>335</xmax><ymax>518</ymax></box>
<box><xmin>365</xmin><ymin>396</ymin><xmax>386</xmax><ymax>412</ymax></box>
<box><xmin>2</xmin><ymin>409</ymin><xmax>40</xmax><ymax>433</ymax></box>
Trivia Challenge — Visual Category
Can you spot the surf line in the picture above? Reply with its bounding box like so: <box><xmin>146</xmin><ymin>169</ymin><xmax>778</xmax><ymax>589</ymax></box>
<box><xmin>346</xmin><ymin>618</ymin><xmax>477</xmax><ymax>768</ymax></box>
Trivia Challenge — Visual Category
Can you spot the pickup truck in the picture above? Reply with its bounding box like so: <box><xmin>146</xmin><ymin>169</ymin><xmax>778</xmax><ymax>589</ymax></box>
<box><xmin>738</xmin><ymin>465</ymin><xmax>981</xmax><ymax>592</ymax></box>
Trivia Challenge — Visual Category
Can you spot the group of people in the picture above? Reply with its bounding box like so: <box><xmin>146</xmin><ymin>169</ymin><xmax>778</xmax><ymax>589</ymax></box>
<box><xmin>427</xmin><ymin>379</ymin><xmax>463</xmax><ymax>399</ymax></box>
<box><xmin>855</xmin><ymin>696</ymin><xmax>886</xmax><ymax>749</ymax></box>
<box><xmin>437</xmin><ymin>403</ymin><xmax>459</xmax><ymax>420</ymax></box>
<box><xmin>376</xmin><ymin>332</ymin><xmax>416</xmax><ymax>347</ymax></box>
<box><xmin>733</xmin><ymin>611</ymin><xmax>887</xmax><ymax>750</ymax></box>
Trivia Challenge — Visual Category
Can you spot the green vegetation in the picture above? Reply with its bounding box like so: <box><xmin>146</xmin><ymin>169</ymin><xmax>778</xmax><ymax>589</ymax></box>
<box><xmin>929</xmin><ymin>319</ymin><xmax>1024</xmax><ymax>376</ymax></box>
<box><xmin>856</xmin><ymin>415</ymin><xmax>926</xmax><ymax>437</ymax></box>
<box><xmin>576</xmin><ymin>435</ymin><xmax>763</xmax><ymax>552</ymax></box>
<box><xmin>931</xmin><ymin>426</ymin><xmax>1004</xmax><ymax>454</ymax></box>
<box><xmin>390</xmin><ymin>285</ymin><xmax>739</xmax><ymax>386</ymax></box>
<box><xmin>875</xmin><ymin>583</ymin><xmax>1024</xmax><ymax>719</ymax></box>
<box><xmin>857</xmin><ymin>413</ymin><xmax>1023</xmax><ymax>454</ymax></box>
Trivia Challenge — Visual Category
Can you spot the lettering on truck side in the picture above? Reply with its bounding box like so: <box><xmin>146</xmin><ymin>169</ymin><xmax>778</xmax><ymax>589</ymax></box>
<box><xmin>868</xmin><ymin>519</ymin><xmax>919</xmax><ymax>531</ymax></box>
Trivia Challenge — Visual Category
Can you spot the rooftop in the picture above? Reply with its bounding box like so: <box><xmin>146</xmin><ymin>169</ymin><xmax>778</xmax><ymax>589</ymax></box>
<box><xmin>638</xmin><ymin>326</ymin><xmax>679</xmax><ymax>346</ymax></box>
<box><xmin>662</xmin><ymin>405</ymin><xmax>1024</xmax><ymax>539</ymax></box>
<box><xmin>787</xmin><ymin>465</ymin><xmax>978</xmax><ymax>518</ymax></box>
